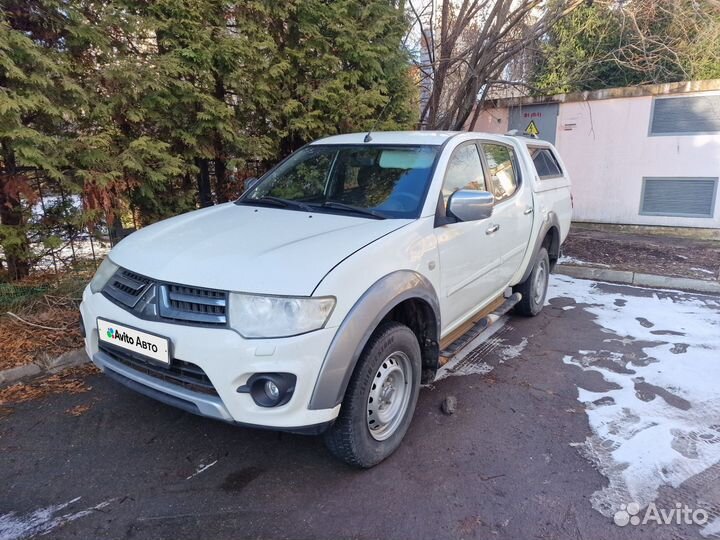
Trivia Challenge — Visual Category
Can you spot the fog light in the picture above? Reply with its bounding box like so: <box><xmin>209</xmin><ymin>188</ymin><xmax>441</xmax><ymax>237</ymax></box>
<box><xmin>265</xmin><ymin>380</ymin><xmax>280</xmax><ymax>400</ymax></box>
<box><xmin>237</xmin><ymin>373</ymin><xmax>296</xmax><ymax>408</ymax></box>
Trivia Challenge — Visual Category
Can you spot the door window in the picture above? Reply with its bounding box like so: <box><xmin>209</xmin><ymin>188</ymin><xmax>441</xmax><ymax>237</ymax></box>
<box><xmin>441</xmin><ymin>143</ymin><xmax>487</xmax><ymax>208</ymax></box>
<box><xmin>482</xmin><ymin>144</ymin><xmax>517</xmax><ymax>202</ymax></box>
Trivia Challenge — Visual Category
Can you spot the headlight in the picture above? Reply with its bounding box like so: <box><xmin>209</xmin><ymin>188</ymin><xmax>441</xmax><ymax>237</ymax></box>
<box><xmin>89</xmin><ymin>257</ymin><xmax>119</xmax><ymax>294</ymax></box>
<box><xmin>228</xmin><ymin>293</ymin><xmax>335</xmax><ymax>338</ymax></box>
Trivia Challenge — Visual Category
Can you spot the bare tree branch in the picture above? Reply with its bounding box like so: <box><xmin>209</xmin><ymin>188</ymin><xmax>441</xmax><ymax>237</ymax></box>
<box><xmin>408</xmin><ymin>0</ymin><xmax>584</xmax><ymax>130</ymax></box>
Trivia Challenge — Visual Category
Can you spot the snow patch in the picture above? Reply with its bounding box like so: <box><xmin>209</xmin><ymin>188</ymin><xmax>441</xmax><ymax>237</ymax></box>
<box><xmin>549</xmin><ymin>275</ymin><xmax>720</xmax><ymax>518</ymax></box>
<box><xmin>0</xmin><ymin>497</ymin><xmax>113</xmax><ymax>540</ymax></box>
<box><xmin>186</xmin><ymin>459</ymin><xmax>218</xmax><ymax>480</ymax></box>
<box><xmin>691</xmin><ymin>267</ymin><xmax>716</xmax><ymax>276</ymax></box>
<box><xmin>558</xmin><ymin>255</ymin><xmax>610</xmax><ymax>268</ymax></box>
<box><xmin>702</xmin><ymin>516</ymin><xmax>720</xmax><ymax>538</ymax></box>
<box><xmin>435</xmin><ymin>317</ymin><xmax>527</xmax><ymax>381</ymax></box>
<box><xmin>498</xmin><ymin>337</ymin><xmax>528</xmax><ymax>362</ymax></box>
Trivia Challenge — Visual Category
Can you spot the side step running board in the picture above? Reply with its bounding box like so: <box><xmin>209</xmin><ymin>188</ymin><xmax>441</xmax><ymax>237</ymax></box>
<box><xmin>439</xmin><ymin>292</ymin><xmax>522</xmax><ymax>364</ymax></box>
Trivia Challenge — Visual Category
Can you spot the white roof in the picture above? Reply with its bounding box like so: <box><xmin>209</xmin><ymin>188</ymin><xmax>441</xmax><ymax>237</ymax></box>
<box><xmin>310</xmin><ymin>130</ymin><xmax>549</xmax><ymax>148</ymax></box>
<box><xmin>311</xmin><ymin>131</ymin><xmax>461</xmax><ymax>146</ymax></box>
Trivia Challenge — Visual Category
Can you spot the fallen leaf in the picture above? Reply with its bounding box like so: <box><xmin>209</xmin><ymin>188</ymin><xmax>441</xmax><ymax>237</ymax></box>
<box><xmin>0</xmin><ymin>364</ymin><xmax>99</xmax><ymax>405</ymax></box>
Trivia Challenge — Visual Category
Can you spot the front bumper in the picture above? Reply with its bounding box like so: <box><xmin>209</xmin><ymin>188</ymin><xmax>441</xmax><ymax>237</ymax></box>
<box><xmin>80</xmin><ymin>288</ymin><xmax>341</xmax><ymax>430</ymax></box>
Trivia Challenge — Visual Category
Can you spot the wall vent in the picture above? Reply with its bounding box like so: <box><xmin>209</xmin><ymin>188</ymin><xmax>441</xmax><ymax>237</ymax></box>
<box><xmin>650</xmin><ymin>95</ymin><xmax>720</xmax><ymax>135</ymax></box>
<box><xmin>640</xmin><ymin>177</ymin><xmax>718</xmax><ymax>218</ymax></box>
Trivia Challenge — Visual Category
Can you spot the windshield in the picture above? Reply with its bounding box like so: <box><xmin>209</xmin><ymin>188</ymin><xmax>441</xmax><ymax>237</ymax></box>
<box><xmin>241</xmin><ymin>144</ymin><xmax>440</xmax><ymax>219</ymax></box>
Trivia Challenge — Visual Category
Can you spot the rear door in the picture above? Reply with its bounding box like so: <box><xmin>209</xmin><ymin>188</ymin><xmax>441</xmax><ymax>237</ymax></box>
<box><xmin>434</xmin><ymin>141</ymin><xmax>502</xmax><ymax>330</ymax></box>
<box><xmin>480</xmin><ymin>142</ymin><xmax>534</xmax><ymax>287</ymax></box>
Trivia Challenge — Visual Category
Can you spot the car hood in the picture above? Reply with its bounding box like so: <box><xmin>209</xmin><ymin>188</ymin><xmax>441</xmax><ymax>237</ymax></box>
<box><xmin>109</xmin><ymin>203</ymin><xmax>410</xmax><ymax>295</ymax></box>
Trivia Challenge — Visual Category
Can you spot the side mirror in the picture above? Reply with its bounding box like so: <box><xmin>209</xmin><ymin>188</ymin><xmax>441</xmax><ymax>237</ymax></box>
<box><xmin>243</xmin><ymin>177</ymin><xmax>260</xmax><ymax>193</ymax></box>
<box><xmin>447</xmin><ymin>190</ymin><xmax>494</xmax><ymax>222</ymax></box>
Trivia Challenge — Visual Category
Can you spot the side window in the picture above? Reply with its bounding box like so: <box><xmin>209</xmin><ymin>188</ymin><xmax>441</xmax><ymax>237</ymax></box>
<box><xmin>482</xmin><ymin>144</ymin><xmax>517</xmax><ymax>202</ymax></box>
<box><xmin>441</xmin><ymin>143</ymin><xmax>487</xmax><ymax>208</ymax></box>
<box><xmin>529</xmin><ymin>147</ymin><xmax>562</xmax><ymax>179</ymax></box>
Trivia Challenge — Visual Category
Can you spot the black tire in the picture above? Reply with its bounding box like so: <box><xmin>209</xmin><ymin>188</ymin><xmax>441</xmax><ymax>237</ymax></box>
<box><xmin>513</xmin><ymin>247</ymin><xmax>550</xmax><ymax>317</ymax></box>
<box><xmin>323</xmin><ymin>322</ymin><xmax>422</xmax><ymax>468</ymax></box>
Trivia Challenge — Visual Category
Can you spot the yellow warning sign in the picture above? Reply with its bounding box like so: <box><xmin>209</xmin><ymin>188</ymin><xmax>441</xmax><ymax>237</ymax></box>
<box><xmin>525</xmin><ymin>120</ymin><xmax>540</xmax><ymax>136</ymax></box>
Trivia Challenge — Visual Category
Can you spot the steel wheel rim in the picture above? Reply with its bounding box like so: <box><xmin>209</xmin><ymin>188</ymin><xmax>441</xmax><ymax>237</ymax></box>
<box><xmin>533</xmin><ymin>259</ymin><xmax>548</xmax><ymax>305</ymax></box>
<box><xmin>367</xmin><ymin>351</ymin><xmax>412</xmax><ymax>441</ymax></box>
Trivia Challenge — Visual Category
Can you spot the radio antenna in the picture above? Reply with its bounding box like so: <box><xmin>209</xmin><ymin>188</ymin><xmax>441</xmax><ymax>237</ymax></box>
<box><xmin>364</xmin><ymin>97</ymin><xmax>393</xmax><ymax>143</ymax></box>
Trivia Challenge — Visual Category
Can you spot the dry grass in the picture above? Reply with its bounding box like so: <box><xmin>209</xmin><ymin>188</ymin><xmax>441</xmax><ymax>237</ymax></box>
<box><xmin>0</xmin><ymin>266</ymin><xmax>93</xmax><ymax>371</ymax></box>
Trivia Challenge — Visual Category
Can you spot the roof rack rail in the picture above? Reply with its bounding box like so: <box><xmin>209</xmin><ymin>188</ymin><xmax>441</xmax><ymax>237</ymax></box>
<box><xmin>505</xmin><ymin>129</ymin><xmax>538</xmax><ymax>139</ymax></box>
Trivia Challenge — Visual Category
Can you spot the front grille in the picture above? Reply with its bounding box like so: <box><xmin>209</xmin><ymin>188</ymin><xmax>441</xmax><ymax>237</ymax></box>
<box><xmin>159</xmin><ymin>284</ymin><xmax>228</xmax><ymax>325</ymax></box>
<box><xmin>102</xmin><ymin>266</ymin><xmax>228</xmax><ymax>326</ymax></box>
<box><xmin>104</xmin><ymin>269</ymin><xmax>152</xmax><ymax>308</ymax></box>
<box><xmin>100</xmin><ymin>343</ymin><xmax>218</xmax><ymax>396</ymax></box>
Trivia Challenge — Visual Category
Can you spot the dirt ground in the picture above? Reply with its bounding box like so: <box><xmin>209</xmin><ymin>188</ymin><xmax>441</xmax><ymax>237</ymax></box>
<box><xmin>562</xmin><ymin>225</ymin><xmax>720</xmax><ymax>280</ymax></box>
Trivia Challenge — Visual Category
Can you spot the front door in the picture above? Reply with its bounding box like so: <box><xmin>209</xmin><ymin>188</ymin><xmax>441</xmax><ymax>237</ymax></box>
<box><xmin>434</xmin><ymin>142</ymin><xmax>502</xmax><ymax>332</ymax></box>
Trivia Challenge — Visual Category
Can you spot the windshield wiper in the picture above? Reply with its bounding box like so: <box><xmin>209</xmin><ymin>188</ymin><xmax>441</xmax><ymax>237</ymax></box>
<box><xmin>247</xmin><ymin>197</ymin><xmax>386</xmax><ymax>219</ymax></box>
<box><xmin>246</xmin><ymin>196</ymin><xmax>314</xmax><ymax>212</ymax></box>
<box><xmin>318</xmin><ymin>201</ymin><xmax>387</xmax><ymax>220</ymax></box>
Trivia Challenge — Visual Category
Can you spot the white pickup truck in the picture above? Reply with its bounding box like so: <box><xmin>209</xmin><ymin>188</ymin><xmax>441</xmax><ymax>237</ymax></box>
<box><xmin>80</xmin><ymin>131</ymin><xmax>571</xmax><ymax>467</ymax></box>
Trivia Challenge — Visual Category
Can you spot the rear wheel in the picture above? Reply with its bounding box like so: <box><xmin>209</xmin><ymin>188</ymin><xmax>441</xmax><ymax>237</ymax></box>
<box><xmin>514</xmin><ymin>247</ymin><xmax>550</xmax><ymax>316</ymax></box>
<box><xmin>323</xmin><ymin>322</ymin><xmax>421</xmax><ymax>468</ymax></box>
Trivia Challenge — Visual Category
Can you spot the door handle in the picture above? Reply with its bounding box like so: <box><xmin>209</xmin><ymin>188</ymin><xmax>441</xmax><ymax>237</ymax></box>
<box><xmin>524</xmin><ymin>206</ymin><xmax>533</xmax><ymax>215</ymax></box>
<box><xmin>486</xmin><ymin>224</ymin><xmax>500</xmax><ymax>235</ymax></box>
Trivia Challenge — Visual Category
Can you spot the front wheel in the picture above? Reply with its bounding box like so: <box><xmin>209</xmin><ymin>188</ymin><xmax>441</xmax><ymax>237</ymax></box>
<box><xmin>514</xmin><ymin>247</ymin><xmax>550</xmax><ymax>317</ymax></box>
<box><xmin>323</xmin><ymin>322</ymin><xmax>421</xmax><ymax>468</ymax></box>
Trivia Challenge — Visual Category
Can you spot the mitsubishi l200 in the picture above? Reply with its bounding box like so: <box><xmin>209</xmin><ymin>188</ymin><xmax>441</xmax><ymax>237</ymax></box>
<box><xmin>81</xmin><ymin>131</ymin><xmax>572</xmax><ymax>467</ymax></box>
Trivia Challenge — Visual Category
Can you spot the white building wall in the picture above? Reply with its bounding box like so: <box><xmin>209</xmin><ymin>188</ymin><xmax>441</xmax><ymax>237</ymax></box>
<box><xmin>469</xmin><ymin>83</ymin><xmax>720</xmax><ymax>229</ymax></box>
<box><xmin>555</xmin><ymin>95</ymin><xmax>720</xmax><ymax>228</ymax></box>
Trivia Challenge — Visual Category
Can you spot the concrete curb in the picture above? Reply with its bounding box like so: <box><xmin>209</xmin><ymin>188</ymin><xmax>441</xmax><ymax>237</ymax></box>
<box><xmin>0</xmin><ymin>348</ymin><xmax>89</xmax><ymax>387</ymax></box>
<box><xmin>556</xmin><ymin>264</ymin><xmax>720</xmax><ymax>294</ymax></box>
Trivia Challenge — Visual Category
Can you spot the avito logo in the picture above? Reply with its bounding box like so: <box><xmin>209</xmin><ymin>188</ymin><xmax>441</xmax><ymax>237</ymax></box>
<box><xmin>106</xmin><ymin>327</ymin><xmax>135</xmax><ymax>345</ymax></box>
